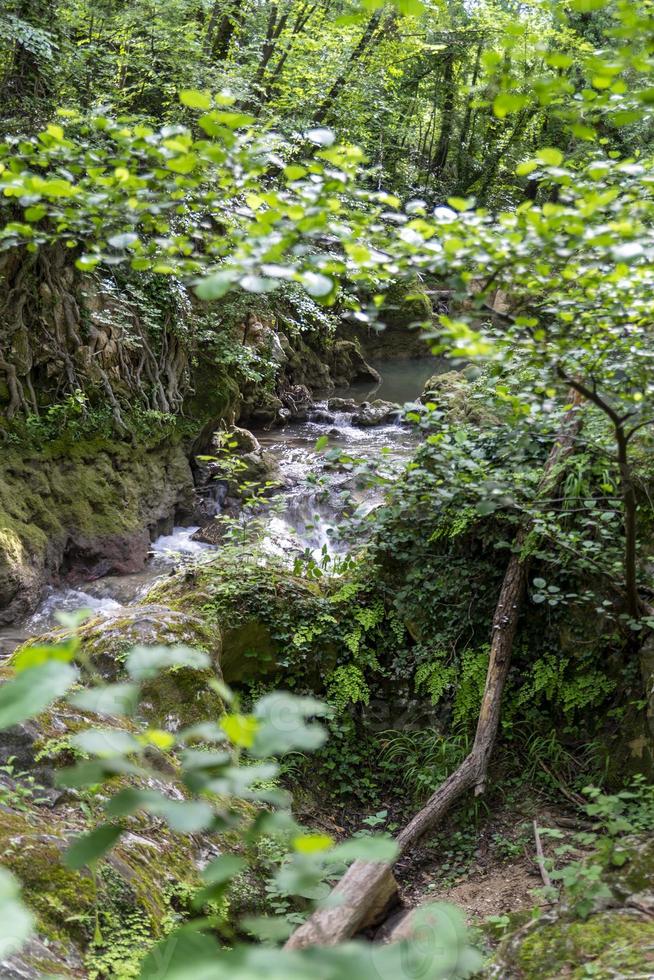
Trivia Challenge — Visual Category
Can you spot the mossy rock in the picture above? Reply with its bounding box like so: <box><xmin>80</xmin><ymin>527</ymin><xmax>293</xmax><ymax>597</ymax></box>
<box><xmin>0</xmin><ymin>801</ymin><xmax>206</xmax><ymax>979</ymax></box>
<box><xmin>0</xmin><ymin>435</ymin><xmax>196</xmax><ymax>625</ymax></box>
<box><xmin>12</xmin><ymin>604</ymin><xmax>223</xmax><ymax>730</ymax></box>
<box><xmin>421</xmin><ymin>369</ymin><xmax>502</xmax><ymax>426</ymax></box>
<box><xmin>491</xmin><ymin>909</ymin><xmax>654</xmax><ymax>978</ymax></box>
<box><xmin>144</xmin><ymin>557</ymin><xmax>336</xmax><ymax>686</ymax></box>
<box><xmin>491</xmin><ymin>837</ymin><xmax>654</xmax><ymax>979</ymax></box>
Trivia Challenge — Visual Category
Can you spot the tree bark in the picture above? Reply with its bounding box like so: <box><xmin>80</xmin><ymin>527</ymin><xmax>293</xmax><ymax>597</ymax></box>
<box><xmin>286</xmin><ymin>392</ymin><xmax>583</xmax><ymax>950</ymax></box>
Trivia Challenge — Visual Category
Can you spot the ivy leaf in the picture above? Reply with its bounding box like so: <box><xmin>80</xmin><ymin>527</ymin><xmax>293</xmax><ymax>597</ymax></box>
<box><xmin>0</xmin><ymin>662</ymin><xmax>78</xmax><ymax>730</ymax></box>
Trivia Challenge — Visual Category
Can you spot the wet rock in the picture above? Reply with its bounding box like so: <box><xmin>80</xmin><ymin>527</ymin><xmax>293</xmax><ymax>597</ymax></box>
<box><xmin>280</xmin><ymin>383</ymin><xmax>313</xmax><ymax>421</ymax></box>
<box><xmin>329</xmin><ymin>340</ymin><xmax>381</xmax><ymax>386</ymax></box>
<box><xmin>242</xmin><ymin>391</ymin><xmax>285</xmax><ymax>426</ymax></box>
<box><xmin>352</xmin><ymin>399</ymin><xmax>402</xmax><ymax>427</ymax></box>
<box><xmin>228</xmin><ymin>426</ymin><xmax>261</xmax><ymax>454</ymax></box>
<box><xmin>309</xmin><ymin>409</ymin><xmax>336</xmax><ymax>424</ymax></box>
<box><xmin>327</xmin><ymin>397</ymin><xmax>358</xmax><ymax>413</ymax></box>
<box><xmin>239</xmin><ymin>450</ymin><xmax>287</xmax><ymax>491</ymax></box>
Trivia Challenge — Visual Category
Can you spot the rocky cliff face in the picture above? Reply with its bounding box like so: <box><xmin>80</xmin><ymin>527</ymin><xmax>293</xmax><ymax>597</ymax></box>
<box><xmin>0</xmin><ymin>434</ymin><xmax>196</xmax><ymax>624</ymax></box>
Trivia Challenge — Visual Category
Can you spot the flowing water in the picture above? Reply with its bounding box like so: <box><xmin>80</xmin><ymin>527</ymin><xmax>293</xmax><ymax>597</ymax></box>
<box><xmin>0</xmin><ymin>357</ymin><xmax>438</xmax><ymax>657</ymax></box>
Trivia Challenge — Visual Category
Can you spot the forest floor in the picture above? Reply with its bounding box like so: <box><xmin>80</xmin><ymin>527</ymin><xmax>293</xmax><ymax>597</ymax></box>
<box><xmin>298</xmin><ymin>786</ymin><xmax>589</xmax><ymax>929</ymax></box>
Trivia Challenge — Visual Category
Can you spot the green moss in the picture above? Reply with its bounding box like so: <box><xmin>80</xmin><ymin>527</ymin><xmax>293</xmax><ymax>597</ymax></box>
<box><xmin>14</xmin><ymin>604</ymin><xmax>224</xmax><ymax>729</ymax></box>
<box><xmin>505</xmin><ymin>911</ymin><xmax>654</xmax><ymax>979</ymax></box>
<box><xmin>0</xmin><ymin>809</ymin><xmax>96</xmax><ymax>946</ymax></box>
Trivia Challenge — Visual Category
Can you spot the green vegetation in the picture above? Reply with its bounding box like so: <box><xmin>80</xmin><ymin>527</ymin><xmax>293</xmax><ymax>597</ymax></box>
<box><xmin>2</xmin><ymin>0</ymin><xmax>654</xmax><ymax>976</ymax></box>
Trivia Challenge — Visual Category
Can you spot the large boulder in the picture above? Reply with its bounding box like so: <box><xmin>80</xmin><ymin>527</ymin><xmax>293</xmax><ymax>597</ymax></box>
<box><xmin>145</xmin><ymin>557</ymin><xmax>335</xmax><ymax>686</ymax></box>
<box><xmin>328</xmin><ymin>341</ymin><xmax>381</xmax><ymax>387</ymax></box>
<box><xmin>352</xmin><ymin>399</ymin><xmax>402</xmax><ymax>427</ymax></box>
<box><xmin>339</xmin><ymin>279</ymin><xmax>434</xmax><ymax>360</ymax></box>
<box><xmin>327</xmin><ymin>397</ymin><xmax>358</xmax><ymax>413</ymax></box>
<box><xmin>12</xmin><ymin>604</ymin><xmax>223</xmax><ymax>731</ymax></box>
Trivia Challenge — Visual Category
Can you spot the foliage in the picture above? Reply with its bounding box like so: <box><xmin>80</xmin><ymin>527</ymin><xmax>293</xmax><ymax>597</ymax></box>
<box><xmin>0</xmin><ymin>634</ymin><xmax>483</xmax><ymax>978</ymax></box>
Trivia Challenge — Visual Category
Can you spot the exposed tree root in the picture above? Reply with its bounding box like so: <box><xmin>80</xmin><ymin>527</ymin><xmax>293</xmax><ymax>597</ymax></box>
<box><xmin>286</xmin><ymin>393</ymin><xmax>584</xmax><ymax>950</ymax></box>
<box><xmin>0</xmin><ymin>246</ymin><xmax>190</xmax><ymax>424</ymax></box>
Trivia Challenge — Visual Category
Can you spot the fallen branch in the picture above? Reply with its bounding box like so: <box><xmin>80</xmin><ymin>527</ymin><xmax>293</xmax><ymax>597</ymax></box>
<box><xmin>286</xmin><ymin>393</ymin><xmax>583</xmax><ymax>950</ymax></box>
<box><xmin>532</xmin><ymin>819</ymin><xmax>553</xmax><ymax>890</ymax></box>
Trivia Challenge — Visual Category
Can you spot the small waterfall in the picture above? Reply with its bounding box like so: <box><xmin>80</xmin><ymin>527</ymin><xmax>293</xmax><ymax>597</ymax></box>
<box><xmin>0</xmin><ymin>358</ymin><xmax>432</xmax><ymax>654</ymax></box>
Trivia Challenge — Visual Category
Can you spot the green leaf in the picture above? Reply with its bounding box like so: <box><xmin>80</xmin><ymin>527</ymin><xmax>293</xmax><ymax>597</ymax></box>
<box><xmin>138</xmin><ymin>928</ymin><xmax>219</xmax><ymax>979</ymax></box>
<box><xmin>201</xmin><ymin>853</ymin><xmax>247</xmax><ymax>886</ymax></box>
<box><xmin>107</xmin><ymin>232</ymin><xmax>138</xmax><ymax>249</ymax></box>
<box><xmin>125</xmin><ymin>645</ymin><xmax>210</xmax><ymax>681</ymax></box>
<box><xmin>293</xmin><ymin>833</ymin><xmax>334</xmax><ymax>853</ymax></box>
<box><xmin>0</xmin><ymin>868</ymin><xmax>33</xmax><ymax>958</ymax></box>
<box><xmin>194</xmin><ymin>270</ymin><xmax>236</xmax><ymax>300</ymax></box>
<box><xmin>315</xmin><ymin>435</ymin><xmax>329</xmax><ymax>451</ymax></box>
<box><xmin>393</xmin><ymin>0</ymin><xmax>426</xmax><ymax>14</ymax></box>
<box><xmin>106</xmin><ymin>789</ymin><xmax>215</xmax><ymax>832</ymax></box>
<box><xmin>537</xmin><ymin>147</ymin><xmax>564</xmax><ymax>166</ymax></box>
<box><xmin>330</xmin><ymin>835</ymin><xmax>398</xmax><ymax>863</ymax></box>
<box><xmin>64</xmin><ymin>824</ymin><xmax>123</xmax><ymax>870</ymax></box>
<box><xmin>220</xmin><ymin>713</ymin><xmax>259</xmax><ymax>748</ymax></box>
<box><xmin>301</xmin><ymin>272</ymin><xmax>333</xmax><ymax>298</ymax></box>
<box><xmin>240</xmin><ymin>915</ymin><xmax>294</xmax><ymax>942</ymax></box>
<box><xmin>68</xmin><ymin>683</ymin><xmax>140</xmax><ymax>717</ymax></box>
<box><xmin>493</xmin><ymin>93</ymin><xmax>528</xmax><ymax>119</ymax></box>
<box><xmin>516</xmin><ymin>160</ymin><xmax>538</xmax><ymax>176</ymax></box>
<box><xmin>240</xmin><ymin>274</ymin><xmax>277</xmax><ymax>293</ymax></box>
<box><xmin>166</xmin><ymin>153</ymin><xmax>198</xmax><ymax>175</ymax></box>
<box><xmin>0</xmin><ymin>662</ymin><xmax>78</xmax><ymax>730</ymax></box>
<box><xmin>306</xmin><ymin>128</ymin><xmax>335</xmax><ymax>147</ymax></box>
<box><xmin>71</xmin><ymin>728</ymin><xmax>141</xmax><ymax>758</ymax></box>
<box><xmin>251</xmin><ymin>692</ymin><xmax>329</xmax><ymax>755</ymax></box>
<box><xmin>179</xmin><ymin>89</ymin><xmax>212</xmax><ymax>110</ymax></box>
<box><xmin>284</xmin><ymin>165</ymin><xmax>307</xmax><ymax>181</ymax></box>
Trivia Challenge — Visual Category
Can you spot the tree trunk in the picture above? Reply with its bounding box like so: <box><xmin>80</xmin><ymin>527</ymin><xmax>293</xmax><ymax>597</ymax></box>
<box><xmin>313</xmin><ymin>9</ymin><xmax>385</xmax><ymax>125</ymax></box>
<box><xmin>286</xmin><ymin>393</ymin><xmax>583</xmax><ymax>950</ymax></box>
<box><xmin>431</xmin><ymin>51</ymin><xmax>456</xmax><ymax>179</ymax></box>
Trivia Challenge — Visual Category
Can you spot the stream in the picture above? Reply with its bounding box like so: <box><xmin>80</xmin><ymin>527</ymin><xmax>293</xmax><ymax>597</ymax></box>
<box><xmin>0</xmin><ymin>357</ymin><xmax>437</xmax><ymax>659</ymax></box>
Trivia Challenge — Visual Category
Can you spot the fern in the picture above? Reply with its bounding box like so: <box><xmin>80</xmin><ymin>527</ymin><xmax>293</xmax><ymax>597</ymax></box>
<box><xmin>326</xmin><ymin>665</ymin><xmax>370</xmax><ymax>713</ymax></box>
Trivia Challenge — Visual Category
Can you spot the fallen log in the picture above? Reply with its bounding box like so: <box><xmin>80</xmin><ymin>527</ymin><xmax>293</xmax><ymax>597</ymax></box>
<box><xmin>286</xmin><ymin>393</ymin><xmax>583</xmax><ymax>950</ymax></box>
